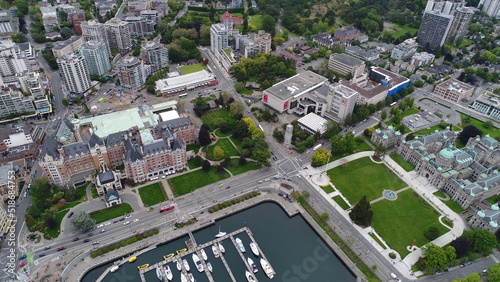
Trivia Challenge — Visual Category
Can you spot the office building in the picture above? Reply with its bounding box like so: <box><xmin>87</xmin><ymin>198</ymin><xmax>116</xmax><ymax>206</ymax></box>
<box><xmin>210</xmin><ymin>23</ymin><xmax>229</xmax><ymax>54</ymax></box>
<box><xmin>328</xmin><ymin>53</ymin><xmax>365</xmax><ymax>77</ymax></box>
<box><xmin>417</xmin><ymin>11</ymin><xmax>454</xmax><ymax>49</ymax></box>
<box><xmin>425</xmin><ymin>0</ymin><xmax>466</xmax><ymax>15</ymax></box>
<box><xmin>433</xmin><ymin>78</ymin><xmax>474</xmax><ymax>103</ymax></box>
<box><xmin>141</xmin><ymin>40</ymin><xmax>168</xmax><ymax>72</ymax></box>
<box><xmin>104</xmin><ymin>18</ymin><xmax>132</xmax><ymax>51</ymax></box>
<box><xmin>125</xmin><ymin>16</ymin><xmax>155</xmax><ymax>38</ymax></box>
<box><xmin>52</xmin><ymin>36</ymin><xmax>85</xmax><ymax>59</ymax></box>
<box><xmin>391</xmin><ymin>38</ymin><xmax>419</xmax><ymax>60</ymax></box>
<box><xmin>471</xmin><ymin>92</ymin><xmax>500</xmax><ymax>120</ymax></box>
<box><xmin>478</xmin><ymin>0</ymin><xmax>500</xmax><ymax>17</ymax></box>
<box><xmin>80</xmin><ymin>41</ymin><xmax>111</xmax><ymax>76</ymax></box>
<box><xmin>57</xmin><ymin>53</ymin><xmax>91</xmax><ymax>94</ymax></box>
<box><xmin>446</xmin><ymin>7</ymin><xmax>474</xmax><ymax>43</ymax></box>
<box><xmin>81</xmin><ymin>20</ymin><xmax>110</xmax><ymax>56</ymax></box>
<box><xmin>116</xmin><ymin>56</ymin><xmax>147</xmax><ymax>90</ymax></box>
<box><xmin>325</xmin><ymin>84</ymin><xmax>358</xmax><ymax>124</ymax></box>
<box><xmin>254</xmin><ymin>30</ymin><xmax>272</xmax><ymax>54</ymax></box>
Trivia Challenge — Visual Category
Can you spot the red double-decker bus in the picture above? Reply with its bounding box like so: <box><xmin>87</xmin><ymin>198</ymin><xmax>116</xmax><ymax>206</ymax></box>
<box><xmin>159</xmin><ymin>205</ymin><xmax>175</xmax><ymax>213</ymax></box>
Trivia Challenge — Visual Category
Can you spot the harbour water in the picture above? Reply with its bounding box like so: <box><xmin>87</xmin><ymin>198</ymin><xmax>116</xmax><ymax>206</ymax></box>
<box><xmin>82</xmin><ymin>202</ymin><xmax>356</xmax><ymax>282</ymax></box>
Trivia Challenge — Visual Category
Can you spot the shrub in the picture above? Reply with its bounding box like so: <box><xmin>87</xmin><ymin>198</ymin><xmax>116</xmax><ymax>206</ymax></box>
<box><xmin>389</xmin><ymin>252</ymin><xmax>396</xmax><ymax>259</ymax></box>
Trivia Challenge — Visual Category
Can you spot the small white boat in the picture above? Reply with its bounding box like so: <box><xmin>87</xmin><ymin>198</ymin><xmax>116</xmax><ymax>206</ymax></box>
<box><xmin>181</xmin><ymin>273</ymin><xmax>188</xmax><ymax>282</ymax></box>
<box><xmin>215</xmin><ymin>226</ymin><xmax>226</xmax><ymax>238</ymax></box>
<box><xmin>245</xmin><ymin>270</ymin><xmax>256</xmax><ymax>282</ymax></box>
<box><xmin>247</xmin><ymin>257</ymin><xmax>258</xmax><ymax>273</ymax></box>
<box><xmin>183</xmin><ymin>259</ymin><xmax>190</xmax><ymax>272</ymax></box>
<box><xmin>236</xmin><ymin>238</ymin><xmax>246</xmax><ymax>253</ymax></box>
<box><xmin>165</xmin><ymin>265</ymin><xmax>173</xmax><ymax>281</ymax></box>
<box><xmin>110</xmin><ymin>265</ymin><xmax>119</xmax><ymax>272</ymax></box>
<box><xmin>212</xmin><ymin>245</ymin><xmax>220</xmax><ymax>258</ymax></box>
<box><xmin>218</xmin><ymin>242</ymin><xmax>225</xmax><ymax>253</ymax></box>
<box><xmin>260</xmin><ymin>258</ymin><xmax>275</xmax><ymax>279</ymax></box>
<box><xmin>200</xmin><ymin>249</ymin><xmax>208</xmax><ymax>261</ymax></box>
<box><xmin>156</xmin><ymin>266</ymin><xmax>163</xmax><ymax>280</ymax></box>
<box><xmin>250</xmin><ymin>242</ymin><xmax>260</xmax><ymax>256</ymax></box>
<box><xmin>192</xmin><ymin>253</ymin><xmax>204</xmax><ymax>272</ymax></box>
<box><xmin>188</xmin><ymin>273</ymin><xmax>195</xmax><ymax>282</ymax></box>
<box><xmin>176</xmin><ymin>260</ymin><xmax>182</xmax><ymax>271</ymax></box>
<box><xmin>207</xmin><ymin>262</ymin><xmax>213</xmax><ymax>272</ymax></box>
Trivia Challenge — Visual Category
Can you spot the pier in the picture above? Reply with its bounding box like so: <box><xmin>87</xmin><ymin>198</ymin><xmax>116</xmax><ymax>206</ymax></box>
<box><xmin>247</xmin><ymin>229</ymin><xmax>276</xmax><ymax>278</ymax></box>
<box><xmin>139</xmin><ymin>227</ymin><xmax>272</xmax><ymax>282</ymax></box>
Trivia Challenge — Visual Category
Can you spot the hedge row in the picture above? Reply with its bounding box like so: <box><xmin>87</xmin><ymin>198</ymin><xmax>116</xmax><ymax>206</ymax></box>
<box><xmin>174</xmin><ymin>217</ymin><xmax>197</xmax><ymax>228</ymax></box>
<box><xmin>90</xmin><ymin>228</ymin><xmax>159</xmax><ymax>258</ymax></box>
<box><xmin>208</xmin><ymin>192</ymin><xmax>260</xmax><ymax>213</ymax></box>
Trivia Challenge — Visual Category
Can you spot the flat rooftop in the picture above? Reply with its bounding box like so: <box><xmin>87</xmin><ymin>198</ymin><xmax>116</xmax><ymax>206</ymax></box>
<box><xmin>264</xmin><ymin>71</ymin><xmax>328</xmax><ymax>100</ymax></box>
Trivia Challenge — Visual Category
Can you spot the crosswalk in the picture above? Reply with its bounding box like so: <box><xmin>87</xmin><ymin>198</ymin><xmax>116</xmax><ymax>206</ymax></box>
<box><xmin>491</xmin><ymin>254</ymin><xmax>499</xmax><ymax>263</ymax></box>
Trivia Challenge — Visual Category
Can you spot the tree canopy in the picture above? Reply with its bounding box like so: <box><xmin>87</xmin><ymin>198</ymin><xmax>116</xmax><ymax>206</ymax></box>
<box><xmin>458</xmin><ymin>125</ymin><xmax>483</xmax><ymax>144</ymax></box>
<box><xmin>70</xmin><ymin>212</ymin><xmax>96</xmax><ymax>232</ymax></box>
<box><xmin>311</xmin><ymin>148</ymin><xmax>330</xmax><ymax>168</ymax></box>
<box><xmin>449</xmin><ymin>236</ymin><xmax>471</xmax><ymax>258</ymax></box>
<box><xmin>349</xmin><ymin>195</ymin><xmax>373</xmax><ymax>227</ymax></box>
<box><xmin>422</xmin><ymin>243</ymin><xmax>449</xmax><ymax>272</ymax></box>
<box><xmin>463</xmin><ymin>229</ymin><xmax>497</xmax><ymax>254</ymax></box>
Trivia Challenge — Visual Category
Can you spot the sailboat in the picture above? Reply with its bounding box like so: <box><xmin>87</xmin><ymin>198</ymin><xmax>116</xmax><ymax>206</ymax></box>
<box><xmin>200</xmin><ymin>249</ymin><xmax>208</xmax><ymax>261</ymax></box>
<box><xmin>183</xmin><ymin>259</ymin><xmax>190</xmax><ymax>272</ymax></box>
<box><xmin>207</xmin><ymin>262</ymin><xmax>213</xmax><ymax>272</ymax></box>
<box><xmin>250</xmin><ymin>242</ymin><xmax>260</xmax><ymax>256</ymax></box>
<box><xmin>215</xmin><ymin>226</ymin><xmax>226</xmax><ymax>238</ymax></box>
<box><xmin>236</xmin><ymin>238</ymin><xmax>246</xmax><ymax>252</ymax></box>
<box><xmin>218</xmin><ymin>242</ymin><xmax>225</xmax><ymax>254</ymax></box>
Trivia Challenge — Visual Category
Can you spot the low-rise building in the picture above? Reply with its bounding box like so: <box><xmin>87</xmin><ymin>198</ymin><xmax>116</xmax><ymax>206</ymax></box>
<box><xmin>391</xmin><ymin>38</ymin><xmax>419</xmax><ymax>60</ymax></box>
<box><xmin>52</xmin><ymin>36</ymin><xmax>85</xmax><ymax>59</ymax></box>
<box><xmin>328</xmin><ymin>53</ymin><xmax>365</xmax><ymax>77</ymax></box>
<box><xmin>297</xmin><ymin>113</ymin><xmax>328</xmax><ymax>134</ymax></box>
<box><xmin>155</xmin><ymin>70</ymin><xmax>218</xmax><ymax>95</ymax></box>
<box><xmin>402</xmin><ymin>111</ymin><xmax>441</xmax><ymax>132</ymax></box>
<box><xmin>345</xmin><ymin>46</ymin><xmax>380</xmax><ymax>61</ymax></box>
<box><xmin>411</xmin><ymin>52</ymin><xmax>435</xmax><ymax>67</ymax></box>
<box><xmin>433</xmin><ymin>78</ymin><xmax>474</xmax><ymax>103</ymax></box>
<box><xmin>371</xmin><ymin>125</ymin><xmax>402</xmax><ymax>148</ymax></box>
<box><xmin>334</xmin><ymin>26</ymin><xmax>361</xmax><ymax>43</ymax></box>
<box><xmin>471</xmin><ymin>92</ymin><xmax>500</xmax><ymax>120</ymax></box>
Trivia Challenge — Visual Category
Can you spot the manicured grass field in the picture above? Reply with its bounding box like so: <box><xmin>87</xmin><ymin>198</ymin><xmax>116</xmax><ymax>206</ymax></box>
<box><xmin>186</xmin><ymin>143</ymin><xmax>201</xmax><ymax>154</ymax></box>
<box><xmin>327</xmin><ymin>157</ymin><xmax>407</xmax><ymax>203</ymax></box>
<box><xmin>62</xmin><ymin>201</ymin><xmax>81</xmax><ymax>210</ymax></box>
<box><xmin>432</xmin><ymin>190</ymin><xmax>446</xmax><ymax>198</ymax></box>
<box><xmin>332</xmin><ymin>195</ymin><xmax>350</xmax><ymax>210</ymax></box>
<box><xmin>385</xmin><ymin>23</ymin><xmax>418</xmax><ymax>39</ymax></box>
<box><xmin>206</xmin><ymin>138</ymin><xmax>240</xmax><ymax>160</ymax></box>
<box><xmin>187</xmin><ymin>158</ymin><xmax>202</xmax><ymax>169</ymax></box>
<box><xmin>215</xmin><ymin>128</ymin><xmax>232</xmax><ymax>137</ymax></box>
<box><xmin>46</xmin><ymin>209</ymin><xmax>70</xmax><ymax>238</ymax></box>
<box><xmin>369</xmin><ymin>232</ymin><xmax>387</xmax><ymax>250</ymax></box>
<box><xmin>139</xmin><ymin>183</ymin><xmax>167</xmax><ymax>206</ymax></box>
<box><xmin>321</xmin><ymin>184</ymin><xmax>335</xmax><ymax>193</ymax></box>
<box><xmin>224</xmin><ymin>159</ymin><xmax>260</xmax><ymax>175</ymax></box>
<box><xmin>371</xmin><ymin>189</ymin><xmax>447</xmax><ymax>257</ymax></box>
<box><xmin>399</xmin><ymin>107</ymin><xmax>420</xmax><ymax>119</ymax></box>
<box><xmin>413</xmin><ymin>124</ymin><xmax>462</xmax><ymax>136</ymax></box>
<box><xmin>329</xmin><ymin>139</ymin><xmax>373</xmax><ymax>162</ymax></box>
<box><xmin>200</xmin><ymin>109</ymin><xmax>233</xmax><ymax>131</ymax></box>
<box><xmin>249</xmin><ymin>14</ymin><xmax>263</xmax><ymax>30</ymax></box>
<box><xmin>230</xmin><ymin>137</ymin><xmax>243</xmax><ymax>151</ymax></box>
<box><xmin>90</xmin><ymin>203</ymin><xmax>133</xmax><ymax>224</ymax></box>
<box><xmin>486</xmin><ymin>195</ymin><xmax>500</xmax><ymax>205</ymax></box>
<box><xmin>389</xmin><ymin>153</ymin><xmax>415</xmax><ymax>172</ymax></box>
<box><xmin>178</xmin><ymin>64</ymin><xmax>204</xmax><ymax>74</ymax></box>
<box><xmin>442</xmin><ymin>198</ymin><xmax>466</xmax><ymax>214</ymax></box>
<box><xmin>170</xmin><ymin>167</ymin><xmax>230</xmax><ymax>195</ymax></box>
<box><xmin>460</xmin><ymin>113</ymin><xmax>500</xmax><ymax>138</ymax></box>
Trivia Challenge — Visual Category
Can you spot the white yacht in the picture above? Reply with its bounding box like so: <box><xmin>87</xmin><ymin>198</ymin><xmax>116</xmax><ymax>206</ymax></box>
<box><xmin>176</xmin><ymin>260</ymin><xmax>182</xmax><ymax>271</ymax></box>
<box><xmin>192</xmin><ymin>253</ymin><xmax>204</xmax><ymax>272</ymax></box>
<box><xmin>207</xmin><ymin>262</ymin><xmax>213</xmax><ymax>272</ymax></box>
<box><xmin>188</xmin><ymin>273</ymin><xmax>195</xmax><ymax>282</ymax></box>
<box><xmin>181</xmin><ymin>273</ymin><xmax>188</xmax><ymax>282</ymax></box>
<box><xmin>183</xmin><ymin>259</ymin><xmax>190</xmax><ymax>272</ymax></box>
<box><xmin>212</xmin><ymin>245</ymin><xmax>220</xmax><ymax>258</ymax></box>
<box><xmin>200</xmin><ymin>249</ymin><xmax>208</xmax><ymax>261</ymax></box>
<box><xmin>247</xmin><ymin>257</ymin><xmax>258</xmax><ymax>273</ymax></box>
<box><xmin>245</xmin><ymin>270</ymin><xmax>256</xmax><ymax>282</ymax></box>
<box><xmin>215</xmin><ymin>226</ymin><xmax>226</xmax><ymax>238</ymax></box>
<box><xmin>156</xmin><ymin>267</ymin><xmax>163</xmax><ymax>281</ymax></box>
<box><xmin>218</xmin><ymin>242</ymin><xmax>225</xmax><ymax>254</ymax></box>
<box><xmin>110</xmin><ymin>265</ymin><xmax>119</xmax><ymax>273</ymax></box>
<box><xmin>260</xmin><ymin>258</ymin><xmax>275</xmax><ymax>279</ymax></box>
<box><xmin>235</xmin><ymin>238</ymin><xmax>246</xmax><ymax>253</ymax></box>
<box><xmin>164</xmin><ymin>265</ymin><xmax>173</xmax><ymax>281</ymax></box>
<box><xmin>249</xmin><ymin>242</ymin><xmax>260</xmax><ymax>256</ymax></box>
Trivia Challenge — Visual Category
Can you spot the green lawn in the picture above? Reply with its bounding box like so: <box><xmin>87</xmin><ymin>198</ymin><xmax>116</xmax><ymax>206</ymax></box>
<box><xmin>332</xmin><ymin>195</ymin><xmax>350</xmax><ymax>210</ymax></box>
<box><xmin>200</xmin><ymin>109</ymin><xmax>233</xmax><ymax>131</ymax></box>
<box><xmin>91</xmin><ymin>187</ymin><xmax>98</xmax><ymax>199</ymax></box>
<box><xmin>328</xmin><ymin>139</ymin><xmax>373</xmax><ymax>162</ymax></box>
<box><xmin>369</xmin><ymin>232</ymin><xmax>387</xmax><ymax>250</ymax></box>
<box><xmin>230</xmin><ymin>137</ymin><xmax>243</xmax><ymax>151</ymax></box>
<box><xmin>458</xmin><ymin>38</ymin><xmax>473</xmax><ymax>48</ymax></box>
<box><xmin>178</xmin><ymin>64</ymin><xmax>204</xmax><ymax>74</ymax></box>
<box><xmin>249</xmin><ymin>14</ymin><xmax>263</xmax><ymax>30</ymax></box>
<box><xmin>414</xmin><ymin>124</ymin><xmax>462</xmax><ymax>136</ymax></box>
<box><xmin>45</xmin><ymin>209</ymin><xmax>70</xmax><ymax>238</ymax></box>
<box><xmin>215</xmin><ymin>128</ymin><xmax>232</xmax><ymax>137</ymax></box>
<box><xmin>186</xmin><ymin>143</ymin><xmax>201</xmax><ymax>154</ymax></box>
<box><xmin>385</xmin><ymin>23</ymin><xmax>418</xmax><ymax>39</ymax></box>
<box><xmin>485</xmin><ymin>195</ymin><xmax>500</xmax><ymax>205</ymax></box>
<box><xmin>442</xmin><ymin>198</ymin><xmax>466</xmax><ymax>214</ymax></box>
<box><xmin>389</xmin><ymin>153</ymin><xmax>415</xmax><ymax>172</ymax></box>
<box><xmin>460</xmin><ymin>113</ymin><xmax>500</xmax><ymax>138</ymax></box>
<box><xmin>187</xmin><ymin>158</ymin><xmax>202</xmax><ymax>169</ymax></box>
<box><xmin>90</xmin><ymin>203</ymin><xmax>133</xmax><ymax>224</ymax></box>
<box><xmin>62</xmin><ymin>202</ymin><xmax>81</xmax><ymax>210</ymax></box>
<box><xmin>328</xmin><ymin>157</ymin><xmax>407</xmax><ymax>203</ymax></box>
<box><xmin>321</xmin><ymin>185</ymin><xmax>335</xmax><ymax>193</ymax></box>
<box><xmin>371</xmin><ymin>189</ymin><xmax>447</xmax><ymax>257</ymax></box>
<box><xmin>206</xmin><ymin>138</ymin><xmax>240</xmax><ymax>160</ymax></box>
<box><xmin>138</xmin><ymin>183</ymin><xmax>167</xmax><ymax>206</ymax></box>
<box><xmin>397</xmin><ymin>107</ymin><xmax>420</xmax><ymax>119</ymax></box>
<box><xmin>170</xmin><ymin>167</ymin><xmax>230</xmax><ymax>195</ymax></box>
<box><xmin>224</xmin><ymin>159</ymin><xmax>260</xmax><ymax>175</ymax></box>
<box><xmin>433</xmin><ymin>190</ymin><xmax>446</xmax><ymax>198</ymax></box>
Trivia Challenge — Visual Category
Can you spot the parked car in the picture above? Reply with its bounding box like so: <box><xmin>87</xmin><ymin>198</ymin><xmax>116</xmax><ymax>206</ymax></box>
<box><xmin>44</xmin><ymin>246</ymin><xmax>52</xmax><ymax>250</ymax></box>
<box><xmin>83</xmin><ymin>239</ymin><xmax>91</xmax><ymax>243</ymax></box>
<box><xmin>72</xmin><ymin>238</ymin><xmax>80</xmax><ymax>242</ymax></box>
<box><xmin>19</xmin><ymin>262</ymin><xmax>26</xmax><ymax>268</ymax></box>
<box><xmin>67</xmin><ymin>211</ymin><xmax>74</xmax><ymax>218</ymax></box>
<box><xmin>18</xmin><ymin>254</ymin><xmax>27</xmax><ymax>261</ymax></box>
<box><xmin>57</xmin><ymin>246</ymin><xmax>66</xmax><ymax>251</ymax></box>
<box><xmin>467</xmin><ymin>261</ymin><xmax>473</xmax><ymax>265</ymax></box>
<box><xmin>124</xmin><ymin>221</ymin><xmax>130</xmax><ymax>225</ymax></box>
<box><xmin>147</xmin><ymin>207</ymin><xmax>154</xmax><ymax>212</ymax></box>
<box><xmin>99</xmin><ymin>229</ymin><xmax>106</xmax><ymax>233</ymax></box>
<box><xmin>459</xmin><ymin>264</ymin><xmax>465</xmax><ymax>268</ymax></box>
<box><xmin>133</xmin><ymin>218</ymin><xmax>139</xmax><ymax>222</ymax></box>
<box><xmin>38</xmin><ymin>253</ymin><xmax>46</xmax><ymax>258</ymax></box>
<box><xmin>125</xmin><ymin>214</ymin><xmax>132</xmax><ymax>219</ymax></box>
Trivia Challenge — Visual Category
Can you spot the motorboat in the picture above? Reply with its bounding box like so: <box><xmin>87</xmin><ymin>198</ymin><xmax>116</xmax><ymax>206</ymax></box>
<box><xmin>212</xmin><ymin>245</ymin><xmax>220</xmax><ymax>258</ymax></box>
<box><xmin>260</xmin><ymin>258</ymin><xmax>275</xmax><ymax>279</ymax></box>
<box><xmin>192</xmin><ymin>253</ymin><xmax>204</xmax><ymax>272</ymax></box>
<box><xmin>245</xmin><ymin>270</ymin><xmax>255</xmax><ymax>282</ymax></box>
<box><xmin>176</xmin><ymin>260</ymin><xmax>182</xmax><ymax>271</ymax></box>
<box><xmin>156</xmin><ymin>266</ymin><xmax>163</xmax><ymax>280</ymax></box>
<box><xmin>176</xmin><ymin>248</ymin><xmax>187</xmax><ymax>255</ymax></box>
<box><xmin>247</xmin><ymin>257</ymin><xmax>258</xmax><ymax>273</ymax></box>
<box><xmin>188</xmin><ymin>273</ymin><xmax>195</xmax><ymax>282</ymax></box>
<box><xmin>235</xmin><ymin>238</ymin><xmax>246</xmax><ymax>252</ymax></box>
<box><xmin>128</xmin><ymin>256</ymin><xmax>137</xmax><ymax>263</ymax></box>
<box><xmin>183</xmin><ymin>259</ymin><xmax>190</xmax><ymax>272</ymax></box>
<box><xmin>218</xmin><ymin>242</ymin><xmax>225</xmax><ymax>254</ymax></box>
<box><xmin>249</xmin><ymin>242</ymin><xmax>260</xmax><ymax>256</ymax></box>
<box><xmin>164</xmin><ymin>253</ymin><xmax>174</xmax><ymax>260</ymax></box>
<box><xmin>137</xmin><ymin>264</ymin><xmax>149</xmax><ymax>271</ymax></box>
<box><xmin>164</xmin><ymin>265</ymin><xmax>173</xmax><ymax>281</ymax></box>
<box><xmin>215</xmin><ymin>226</ymin><xmax>226</xmax><ymax>238</ymax></box>
<box><xmin>110</xmin><ymin>265</ymin><xmax>119</xmax><ymax>273</ymax></box>
<box><xmin>200</xmin><ymin>249</ymin><xmax>208</xmax><ymax>261</ymax></box>
<box><xmin>207</xmin><ymin>262</ymin><xmax>213</xmax><ymax>273</ymax></box>
<box><xmin>181</xmin><ymin>273</ymin><xmax>188</xmax><ymax>282</ymax></box>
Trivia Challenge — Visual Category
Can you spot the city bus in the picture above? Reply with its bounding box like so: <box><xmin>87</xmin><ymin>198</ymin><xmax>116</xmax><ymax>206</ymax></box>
<box><xmin>178</xmin><ymin>93</ymin><xmax>188</xmax><ymax>99</ymax></box>
<box><xmin>390</xmin><ymin>102</ymin><xmax>397</xmax><ymax>107</ymax></box>
<box><xmin>159</xmin><ymin>205</ymin><xmax>175</xmax><ymax>213</ymax></box>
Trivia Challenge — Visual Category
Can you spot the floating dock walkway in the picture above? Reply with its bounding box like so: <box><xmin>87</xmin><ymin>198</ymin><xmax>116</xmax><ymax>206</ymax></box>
<box><xmin>139</xmin><ymin>226</ymin><xmax>271</xmax><ymax>282</ymax></box>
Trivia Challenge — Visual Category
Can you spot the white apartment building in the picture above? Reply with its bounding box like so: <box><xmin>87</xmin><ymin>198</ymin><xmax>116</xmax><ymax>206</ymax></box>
<box><xmin>116</xmin><ymin>56</ymin><xmax>147</xmax><ymax>90</ymax></box>
<box><xmin>210</xmin><ymin>23</ymin><xmax>229</xmax><ymax>54</ymax></box>
<box><xmin>104</xmin><ymin>18</ymin><xmax>132</xmax><ymax>51</ymax></box>
<box><xmin>80</xmin><ymin>41</ymin><xmax>111</xmax><ymax>76</ymax></box>
<box><xmin>57</xmin><ymin>53</ymin><xmax>91</xmax><ymax>94</ymax></box>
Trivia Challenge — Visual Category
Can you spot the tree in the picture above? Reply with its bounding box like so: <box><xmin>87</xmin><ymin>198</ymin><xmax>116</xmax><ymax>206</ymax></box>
<box><xmin>424</xmin><ymin>226</ymin><xmax>440</xmax><ymax>240</ymax></box>
<box><xmin>414</xmin><ymin>80</ymin><xmax>424</xmax><ymax>88</ymax></box>
<box><xmin>272</xmin><ymin>128</ymin><xmax>284</xmax><ymax>143</ymax></box>
<box><xmin>311</xmin><ymin>148</ymin><xmax>330</xmax><ymax>167</ymax></box>
<box><xmin>373</xmin><ymin>144</ymin><xmax>387</xmax><ymax>159</ymax></box>
<box><xmin>229</xmin><ymin>101</ymin><xmax>244</xmax><ymax>117</ymax></box>
<box><xmin>321</xmin><ymin>121</ymin><xmax>340</xmax><ymax>139</ymax></box>
<box><xmin>380</xmin><ymin>110</ymin><xmax>387</xmax><ymax>120</ymax></box>
<box><xmin>239</xmin><ymin>155</ymin><xmax>246</xmax><ymax>165</ymax></box>
<box><xmin>202</xmin><ymin>160</ymin><xmax>211</xmax><ymax>172</ymax></box>
<box><xmin>463</xmin><ymin>229</ymin><xmax>497</xmax><ymax>254</ymax></box>
<box><xmin>321</xmin><ymin>212</ymin><xmax>329</xmax><ymax>220</ymax></box>
<box><xmin>11</xmin><ymin>32</ymin><xmax>28</xmax><ymax>43</ymax></box>
<box><xmin>262</xmin><ymin>15</ymin><xmax>276</xmax><ymax>37</ymax></box>
<box><xmin>444</xmin><ymin>246</ymin><xmax>456</xmax><ymax>264</ymax></box>
<box><xmin>198</xmin><ymin>126</ymin><xmax>211</xmax><ymax>146</ymax></box>
<box><xmin>484</xmin><ymin>121</ymin><xmax>493</xmax><ymax>129</ymax></box>
<box><xmin>234</xmin><ymin>82</ymin><xmax>246</xmax><ymax>93</ymax></box>
<box><xmin>423</xmin><ymin>243</ymin><xmax>448</xmax><ymax>272</ymax></box>
<box><xmin>217</xmin><ymin>164</ymin><xmax>225</xmax><ymax>173</ymax></box>
<box><xmin>46</xmin><ymin>217</ymin><xmax>57</xmax><ymax>229</ymax></box>
<box><xmin>60</xmin><ymin>27</ymin><xmax>73</xmax><ymax>39</ymax></box>
<box><xmin>349</xmin><ymin>196</ymin><xmax>373</xmax><ymax>227</ymax></box>
<box><xmin>458</xmin><ymin>125</ymin><xmax>483</xmax><ymax>145</ymax></box>
<box><xmin>487</xmin><ymin>263</ymin><xmax>500</xmax><ymax>282</ymax></box>
<box><xmin>212</xmin><ymin>146</ymin><xmax>224</xmax><ymax>160</ymax></box>
<box><xmin>301</xmin><ymin>191</ymin><xmax>310</xmax><ymax>199</ymax></box>
<box><xmin>193</xmin><ymin>96</ymin><xmax>208</xmax><ymax>112</ymax></box>
<box><xmin>452</xmin><ymin>273</ymin><xmax>482</xmax><ymax>282</ymax></box>
<box><xmin>450</xmin><ymin>236</ymin><xmax>471</xmax><ymax>258</ymax></box>
<box><xmin>70</xmin><ymin>212</ymin><xmax>96</xmax><ymax>232</ymax></box>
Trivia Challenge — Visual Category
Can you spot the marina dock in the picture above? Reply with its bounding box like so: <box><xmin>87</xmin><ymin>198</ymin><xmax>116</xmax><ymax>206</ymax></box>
<box><xmin>138</xmin><ymin>226</ymin><xmax>270</xmax><ymax>282</ymax></box>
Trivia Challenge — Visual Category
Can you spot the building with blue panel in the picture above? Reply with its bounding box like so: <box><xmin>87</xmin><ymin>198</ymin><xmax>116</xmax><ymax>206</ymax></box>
<box><xmin>369</xmin><ymin>67</ymin><xmax>410</xmax><ymax>97</ymax></box>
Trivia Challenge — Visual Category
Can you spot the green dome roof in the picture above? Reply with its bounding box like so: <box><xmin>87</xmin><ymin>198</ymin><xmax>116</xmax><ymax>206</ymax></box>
<box><xmin>439</xmin><ymin>147</ymin><xmax>455</xmax><ymax>159</ymax></box>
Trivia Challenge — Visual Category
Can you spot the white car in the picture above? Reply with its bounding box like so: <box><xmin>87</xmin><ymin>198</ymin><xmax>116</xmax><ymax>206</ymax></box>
<box><xmin>133</xmin><ymin>218</ymin><xmax>139</xmax><ymax>223</ymax></box>
<box><xmin>124</xmin><ymin>221</ymin><xmax>130</xmax><ymax>225</ymax></box>
<box><xmin>125</xmin><ymin>214</ymin><xmax>132</xmax><ymax>219</ymax></box>
<box><xmin>104</xmin><ymin>221</ymin><xmax>111</xmax><ymax>226</ymax></box>
<box><xmin>97</xmin><ymin>224</ymin><xmax>104</xmax><ymax>228</ymax></box>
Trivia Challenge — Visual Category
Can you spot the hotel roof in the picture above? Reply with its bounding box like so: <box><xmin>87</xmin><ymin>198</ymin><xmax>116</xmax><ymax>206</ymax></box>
<box><xmin>264</xmin><ymin>71</ymin><xmax>328</xmax><ymax>100</ymax></box>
